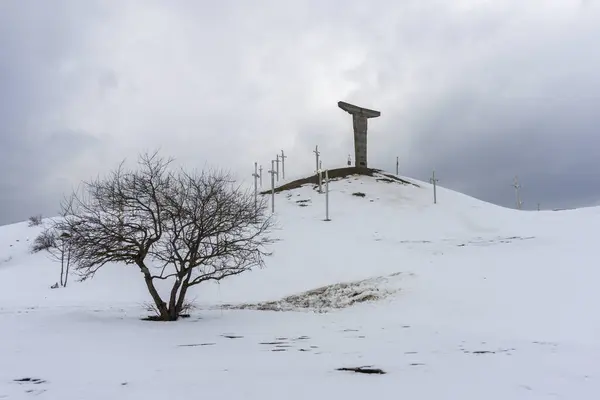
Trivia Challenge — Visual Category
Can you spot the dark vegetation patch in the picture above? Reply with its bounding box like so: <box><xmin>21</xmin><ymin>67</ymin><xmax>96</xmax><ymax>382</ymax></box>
<box><xmin>30</xmin><ymin>231</ymin><xmax>54</xmax><ymax>253</ymax></box>
<box><xmin>260</xmin><ymin>167</ymin><xmax>419</xmax><ymax>195</ymax></box>
<box><xmin>378</xmin><ymin>173</ymin><xmax>419</xmax><ymax>186</ymax></box>
<box><xmin>337</xmin><ymin>366</ymin><xmax>386</xmax><ymax>375</ymax></box>
<box><xmin>28</xmin><ymin>215</ymin><xmax>43</xmax><ymax>227</ymax></box>
<box><xmin>142</xmin><ymin>314</ymin><xmax>190</xmax><ymax>321</ymax></box>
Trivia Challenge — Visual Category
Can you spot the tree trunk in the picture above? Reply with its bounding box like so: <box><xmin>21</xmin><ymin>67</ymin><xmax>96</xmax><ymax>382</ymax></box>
<box><xmin>174</xmin><ymin>270</ymin><xmax>193</xmax><ymax>317</ymax></box>
<box><xmin>167</xmin><ymin>277</ymin><xmax>183</xmax><ymax>321</ymax></box>
<box><xmin>64</xmin><ymin>245</ymin><xmax>70</xmax><ymax>287</ymax></box>
<box><xmin>138</xmin><ymin>262</ymin><xmax>170</xmax><ymax>320</ymax></box>
<box><xmin>60</xmin><ymin>245</ymin><xmax>65</xmax><ymax>287</ymax></box>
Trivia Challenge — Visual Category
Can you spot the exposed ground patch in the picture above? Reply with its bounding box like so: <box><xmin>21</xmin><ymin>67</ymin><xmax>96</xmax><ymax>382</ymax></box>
<box><xmin>13</xmin><ymin>378</ymin><xmax>46</xmax><ymax>385</ymax></box>
<box><xmin>221</xmin><ymin>272</ymin><xmax>405</xmax><ymax>312</ymax></box>
<box><xmin>221</xmin><ymin>334</ymin><xmax>244</xmax><ymax>339</ymax></box>
<box><xmin>337</xmin><ymin>366</ymin><xmax>386</xmax><ymax>375</ymax></box>
<box><xmin>393</xmin><ymin>236</ymin><xmax>535</xmax><ymax>248</ymax></box>
<box><xmin>295</xmin><ymin>199</ymin><xmax>311</xmax><ymax>207</ymax></box>
<box><xmin>12</xmin><ymin>378</ymin><xmax>48</xmax><ymax>396</ymax></box>
<box><xmin>455</xmin><ymin>236</ymin><xmax>535</xmax><ymax>247</ymax></box>
<box><xmin>258</xmin><ymin>336</ymin><xmax>315</xmax><ymax>352</ymax></box>
<box><xmin>260</xmin><ymin>167</ymin><xmax>419</xmax><ymax>195</ymax></box>
<box><xmin>461</xmin><ymin>347</ymin><xmax>516</xmax><ymax>355</ymax></box>
<box><xmin>142</xmin><ymin>314</ymin><xmax>190</xmax><ymax>321</ymax></box>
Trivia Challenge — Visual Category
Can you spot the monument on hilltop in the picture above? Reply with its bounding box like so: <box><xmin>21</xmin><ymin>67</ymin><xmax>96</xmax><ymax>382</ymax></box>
<box><xmin>338</xmin><ymin>101</ymin><xmax>381</xmax><ymax>168</ymax></box>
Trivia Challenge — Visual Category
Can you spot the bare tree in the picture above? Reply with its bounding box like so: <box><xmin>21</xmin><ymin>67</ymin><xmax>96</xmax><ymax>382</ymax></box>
<box><xmin>58</xmin><ymin>232</ymin><xmax>72</xmax><ymax>287</ymax></box>
<box><xmin>28</xmin><ymin>214</ymin><xmax>43</xmax><ymax>227</ymax></box>
<box><xmin>31</xmin><ymin>230</ymin><xmax>55</xmax><ymax>253</ymax></box>
<box><xmin>51</xmin><ymin>151</ymin><xmax>275</xmax><ymax>321</ymax></box>
<box><xmin>32</xmin><ymin>228</ymin><xmax>72</xmax><ymax>287</ymax></box>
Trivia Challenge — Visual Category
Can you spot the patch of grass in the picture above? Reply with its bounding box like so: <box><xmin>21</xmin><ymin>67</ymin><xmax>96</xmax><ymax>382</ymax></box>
<box><xmin>28</xmin><ymin>215</ymin><xmax>43</xmax><ymax>227</ymax></box>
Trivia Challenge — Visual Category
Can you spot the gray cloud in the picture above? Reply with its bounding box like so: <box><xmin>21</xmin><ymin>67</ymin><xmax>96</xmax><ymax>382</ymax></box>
<box><xmin>0</xmin><ymin>1</ymin><xmax>109</xmax><ymax>223</ymax></box>
<box><xmin>1</xmin><ymin>0</ymin><xmax>600</xmax><ymax>224</ymax></box>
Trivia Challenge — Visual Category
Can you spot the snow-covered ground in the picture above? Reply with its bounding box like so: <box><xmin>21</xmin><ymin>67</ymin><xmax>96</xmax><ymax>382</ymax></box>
<box><xmin>1</xmin><ymin>170</ymin><xmax>599</xmax><ymax>399</ymax></box>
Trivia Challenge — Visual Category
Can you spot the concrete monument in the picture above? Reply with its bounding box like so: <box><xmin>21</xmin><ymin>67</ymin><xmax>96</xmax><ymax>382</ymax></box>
<box><xmin>338</xmin><ymin>101</ymin><xmax>381</xmax><ymax>168</ymax></box>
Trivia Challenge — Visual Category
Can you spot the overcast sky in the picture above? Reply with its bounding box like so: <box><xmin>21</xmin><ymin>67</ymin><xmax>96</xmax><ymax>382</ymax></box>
<box><xmin>1</xmin><ymin>0</ymin><xmax>600</xmax><ymax>224</ymax></box>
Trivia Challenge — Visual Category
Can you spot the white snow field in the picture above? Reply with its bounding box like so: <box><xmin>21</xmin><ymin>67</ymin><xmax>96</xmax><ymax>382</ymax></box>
<box><xmin>1</xmin><ymin>170</ymin><xmax>599</xmax><ymax>399</ymax></box>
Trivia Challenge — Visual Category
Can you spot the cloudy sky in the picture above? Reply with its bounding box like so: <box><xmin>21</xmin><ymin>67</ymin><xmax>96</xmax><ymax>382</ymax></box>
<box><xmin>1</xmin><ymin>0</ymin><xmax>600</xmax><ymax>224</ymax></box>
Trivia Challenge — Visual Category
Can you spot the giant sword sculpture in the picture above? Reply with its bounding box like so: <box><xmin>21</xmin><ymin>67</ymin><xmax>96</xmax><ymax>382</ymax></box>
<box><xmin>337</xmin><ymin>101</ymin><xmax>381</xmax><ymax>168</ymax></box>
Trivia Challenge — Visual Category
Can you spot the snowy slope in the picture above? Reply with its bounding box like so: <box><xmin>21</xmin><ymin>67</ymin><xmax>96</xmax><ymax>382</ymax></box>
<box><xmin>1</xmin><ymin>170</ymin><xmax>599</xmax><ymax>399</ymax></box>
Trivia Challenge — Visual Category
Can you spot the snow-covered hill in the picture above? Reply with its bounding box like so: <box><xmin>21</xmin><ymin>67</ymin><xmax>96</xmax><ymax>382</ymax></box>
<box><xmin>1</xmin><ymin>169</ymin><xmax>599</xmax><ymax>399</ymax></box>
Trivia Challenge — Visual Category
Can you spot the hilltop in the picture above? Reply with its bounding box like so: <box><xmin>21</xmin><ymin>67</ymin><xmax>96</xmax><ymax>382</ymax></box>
<box><xmin>0</xmin><ymin>169</ymin><xmax>599</xmax><ymax>399</ymax></box>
